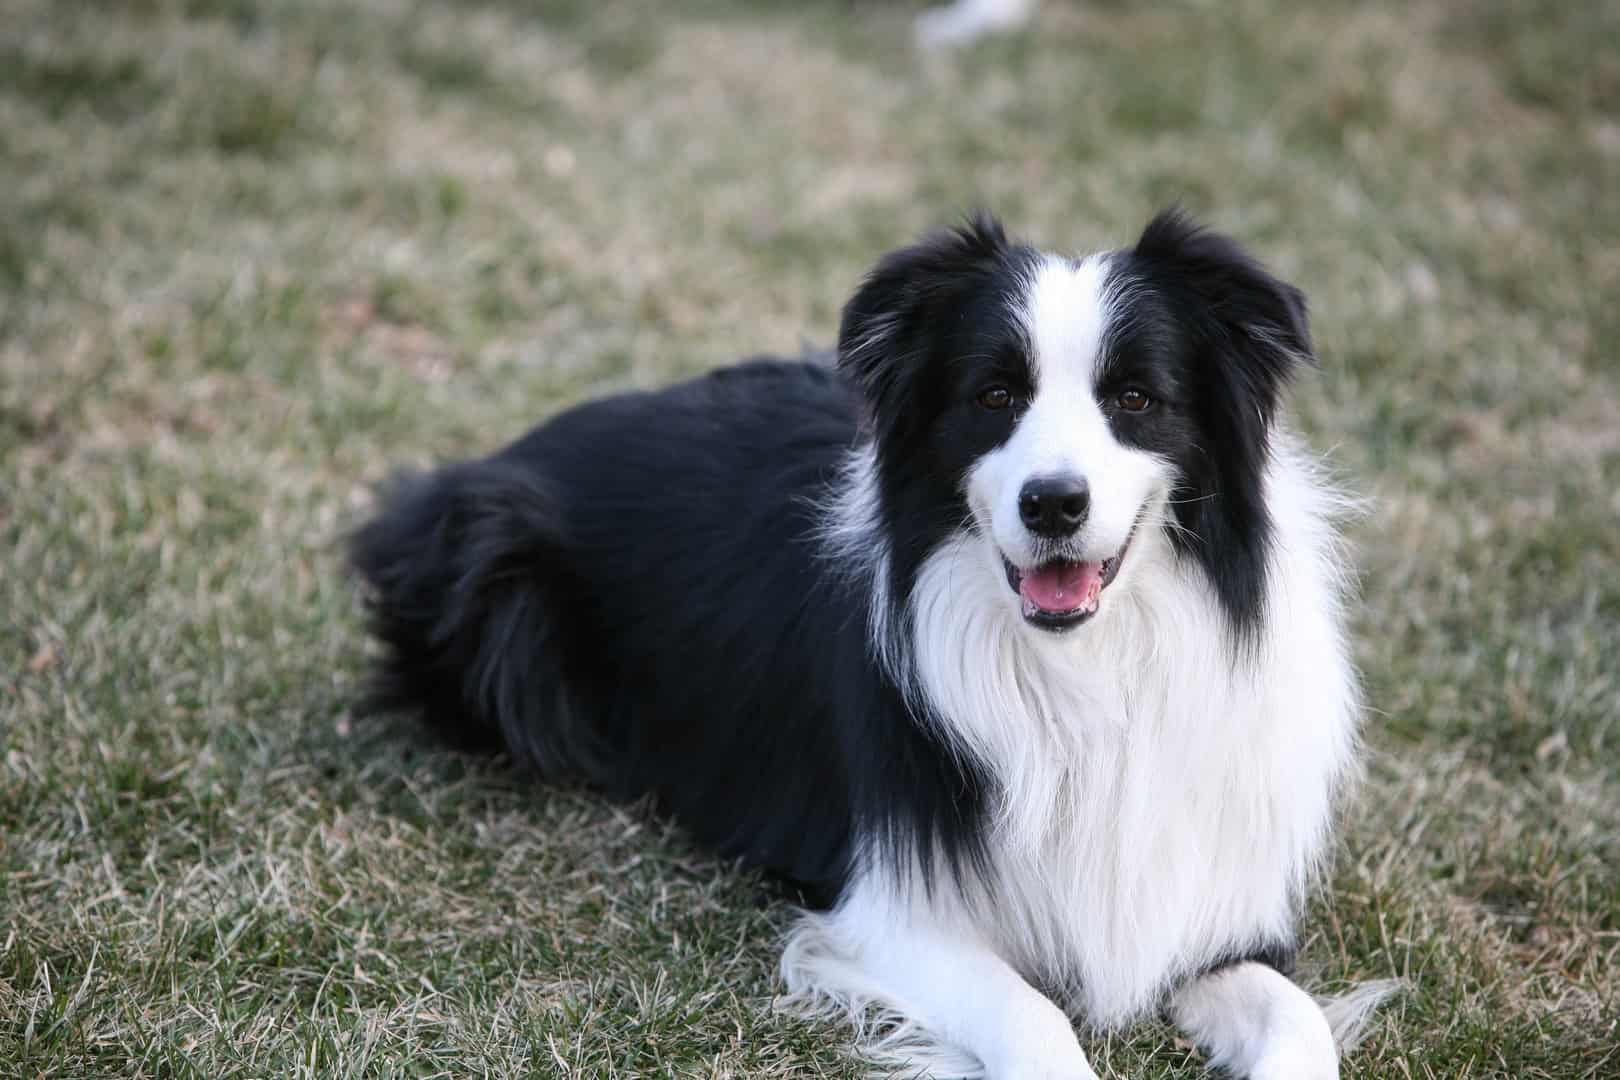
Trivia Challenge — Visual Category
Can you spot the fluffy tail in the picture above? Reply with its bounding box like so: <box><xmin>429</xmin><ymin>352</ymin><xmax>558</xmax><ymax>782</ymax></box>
<box><xmin>349</xmin><ymin>459</ymin><xmax>602</xmax><ymax>773</ymax></box>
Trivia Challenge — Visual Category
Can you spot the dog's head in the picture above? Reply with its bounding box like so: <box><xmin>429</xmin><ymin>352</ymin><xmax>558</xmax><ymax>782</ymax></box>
<box><xmin>838</xmin><ymin>210</ymin><xmax>1313</xmax><ymax>636</ymax></box>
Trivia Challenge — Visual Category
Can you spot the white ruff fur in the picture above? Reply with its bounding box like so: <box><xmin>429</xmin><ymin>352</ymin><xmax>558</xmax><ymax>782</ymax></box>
<box><xmin>785</xmin><ymin>257</ymin><xmax>1384</xmax><ymax>1077</ymax></box>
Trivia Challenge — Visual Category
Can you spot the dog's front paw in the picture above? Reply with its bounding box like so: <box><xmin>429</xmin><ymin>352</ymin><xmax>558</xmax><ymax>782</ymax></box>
<box><xmin>1244</xmin><ymin>1007</ymin><xmax>1338</xmax><ymax>1080</ymax></box>
<box><xmin>994</xmin><ymin>1051</ymin><xmax>1100</xmax><ymax>1080</ymax></box>
<box><xmin>988</xmin><ymin>1003</ymin><xmax>1100</xmax><ymax>1080</ymax></box>
<box><xmin>1247</xmin><ymin>1049</ymin><xmax>1337</xmax><ymax>1080</ymax></box>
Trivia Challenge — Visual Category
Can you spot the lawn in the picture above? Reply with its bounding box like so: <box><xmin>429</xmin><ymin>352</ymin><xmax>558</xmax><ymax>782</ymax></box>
<box><xmin>2</xmin><ymin>0</ymin><xmax>1617</xmax><ymax>1076</ymax></box>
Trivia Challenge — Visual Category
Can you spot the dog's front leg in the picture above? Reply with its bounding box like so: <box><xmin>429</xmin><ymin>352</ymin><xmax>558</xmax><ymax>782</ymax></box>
<box><xmin>1167</xmin><ymin>962</ymin><xmax>1338</xmax><ymax>1080</ymax></box>
<box><xmin>856</xmin><ymin>921</ymin><xmax>1098</xmax><ymax>1079</ymax></box>
<box><xmin>786</xmin><ymin>885</ymin><xmax>1099</xmax><ymax>1079</ymax></box>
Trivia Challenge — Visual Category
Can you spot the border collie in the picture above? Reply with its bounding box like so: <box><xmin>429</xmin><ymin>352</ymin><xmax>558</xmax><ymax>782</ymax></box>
<box><xmin>351</xmin><ymin>210</ymin><xmax>1385</xmax><ymax>1078</ymax></box>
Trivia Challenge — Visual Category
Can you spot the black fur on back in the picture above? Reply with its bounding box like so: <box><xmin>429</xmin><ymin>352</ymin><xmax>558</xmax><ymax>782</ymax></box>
<box><xmin>350</xmin><ymin>360</ymin><xmax>991</xmax><ymax>904</ymax></box>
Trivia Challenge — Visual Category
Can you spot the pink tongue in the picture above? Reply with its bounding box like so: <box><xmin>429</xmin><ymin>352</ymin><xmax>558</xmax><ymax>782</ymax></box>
<box><xmin>1020</xmin><ymin>561</ymin><xmax>1104</xmax><ymax>613</ymax></box>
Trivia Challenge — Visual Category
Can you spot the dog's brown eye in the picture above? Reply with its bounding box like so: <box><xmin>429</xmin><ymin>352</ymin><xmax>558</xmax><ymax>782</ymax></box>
<box><xmin>1117</xmin><ymin>389</ymin><xmax>1151</xmax><ymax>413</ymax></box>
<box><xmin>978</xmin><ymin>386</ymin><xmax>1013</xmax><ymax>410</ymax></box>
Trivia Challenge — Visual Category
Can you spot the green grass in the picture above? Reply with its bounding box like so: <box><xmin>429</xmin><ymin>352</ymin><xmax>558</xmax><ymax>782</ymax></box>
<box><xmin>3</xmin><ymin>0</ymin><xmax>1618</xmax><ymax>1076</ymax></box>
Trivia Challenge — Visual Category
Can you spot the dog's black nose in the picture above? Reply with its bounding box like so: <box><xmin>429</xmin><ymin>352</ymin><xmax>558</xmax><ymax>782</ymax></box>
<box><xmin>1018</xmin><ymin>475</ymin><xmax>1090</xmax><ymax>537</ymax></box>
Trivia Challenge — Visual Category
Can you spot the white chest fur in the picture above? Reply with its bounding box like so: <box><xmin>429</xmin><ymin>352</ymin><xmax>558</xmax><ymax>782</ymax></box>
<box><xmin>903</xmin><ymin>443</ymin><xmax>1361</xmax><ymax>1026</ymax></box>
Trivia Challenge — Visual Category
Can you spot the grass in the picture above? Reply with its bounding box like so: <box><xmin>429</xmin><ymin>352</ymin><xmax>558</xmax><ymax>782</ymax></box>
<box><xmin>2</xmin><ymin>0</ymin><xmax>1617</xmax><ymax>1075</ymax></box>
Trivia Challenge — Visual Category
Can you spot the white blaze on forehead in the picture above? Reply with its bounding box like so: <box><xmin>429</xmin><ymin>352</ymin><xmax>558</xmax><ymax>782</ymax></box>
<box><xmin>1018</xmin><ymin>254</ymin><xmax>1113</xmax><ymax>389</ymax></box>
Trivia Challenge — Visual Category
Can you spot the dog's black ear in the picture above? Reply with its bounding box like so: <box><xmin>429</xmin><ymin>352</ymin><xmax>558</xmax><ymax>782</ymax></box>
<box><xmin>1133</xmin><ymin>208</ymin><xmax>1314</xmax><ymax>421</ymax></box>
<box><xmin>1130</xmin><ymin>210</ymin><xmax>1316</xmax><ymax>639</ymax></box>
<box><xmin>837</xmin><ymin>213</ymin><xmax>1013</xmax><ymax>419</ymax></box>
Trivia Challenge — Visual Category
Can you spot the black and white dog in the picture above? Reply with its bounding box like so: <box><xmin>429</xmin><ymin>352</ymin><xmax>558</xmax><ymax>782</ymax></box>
<box><xmin>352</xmin><ymin>211</ymin><xmax>1383</xmax><ymax>1078</ymax></box>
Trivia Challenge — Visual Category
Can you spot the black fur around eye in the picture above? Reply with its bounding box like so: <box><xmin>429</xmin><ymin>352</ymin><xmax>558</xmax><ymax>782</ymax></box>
<box><xmin>977</xmin><ymin>386</ymin><xmax>1013</xmax><ymax>410</ymax></box>
<box><xmin>1117</xmin><ymin>389</ymin><xmax>1152</xmax><ymax>413</ymax></box>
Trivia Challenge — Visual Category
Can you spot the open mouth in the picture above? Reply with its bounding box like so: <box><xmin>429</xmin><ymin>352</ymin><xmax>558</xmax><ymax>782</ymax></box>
<box><xmin>1001</xmin><ymin>526</ymin><xmax>1138</xmax><ymax>632</ymax></box>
